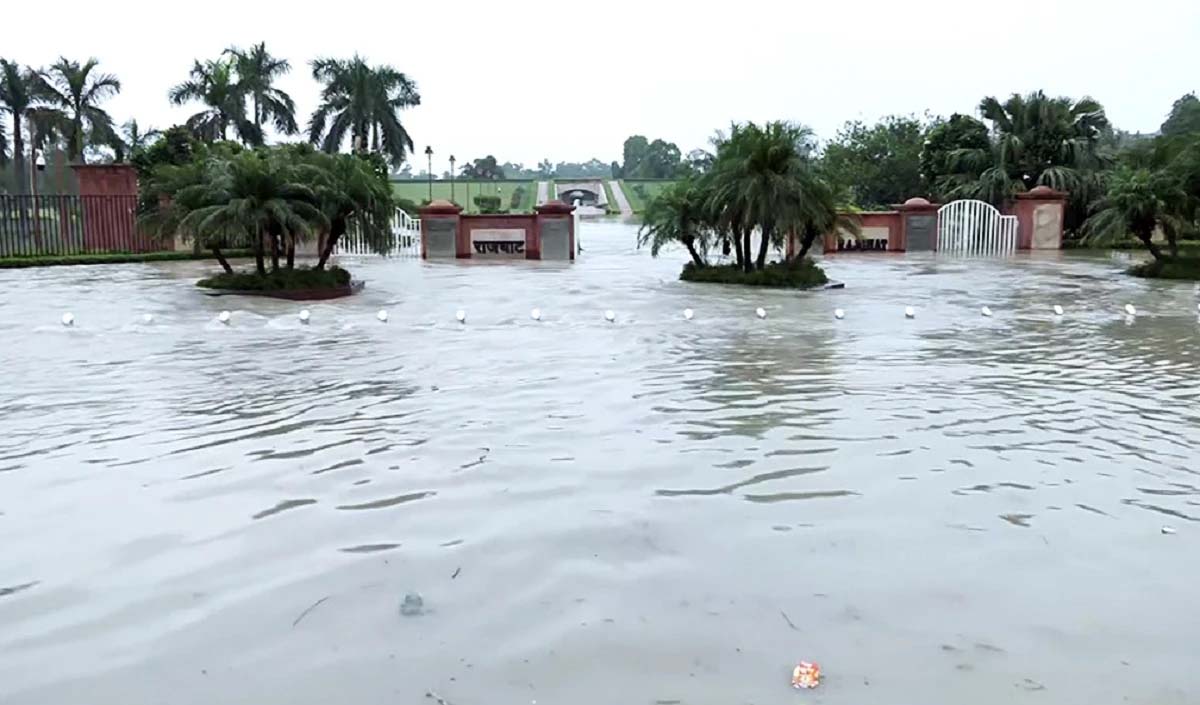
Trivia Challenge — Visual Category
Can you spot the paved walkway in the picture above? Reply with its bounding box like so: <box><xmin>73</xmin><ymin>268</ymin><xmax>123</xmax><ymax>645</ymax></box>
<box><xmin>607</xmin><ymin>180</ymin><xmax>634</xmax><ymax>216</ymax></box>
<box><xmin>536</xmin><ymin>181</ymin><xmax>550</xmax><ymax>205</ymax></box>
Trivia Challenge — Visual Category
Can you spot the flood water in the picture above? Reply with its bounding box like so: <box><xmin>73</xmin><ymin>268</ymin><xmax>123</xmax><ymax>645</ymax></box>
<box><xmin>1</xmin><ymin>220</ymin><xmax>1198</xmax><ymax>705</ymax></box>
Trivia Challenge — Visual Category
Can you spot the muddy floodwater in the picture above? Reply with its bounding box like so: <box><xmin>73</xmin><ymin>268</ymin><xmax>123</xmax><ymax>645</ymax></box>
<box><xmin>1</xmin><ymin>220</ymin><xmax>1198</xmax><ymax>705</ymax></box>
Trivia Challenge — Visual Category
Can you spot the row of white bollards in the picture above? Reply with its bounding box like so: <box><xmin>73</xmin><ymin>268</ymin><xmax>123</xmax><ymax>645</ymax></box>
<box><xmin>56</xmin><ymin>302</ymin><xmax>1200</xmax><ymax>327</ymax></box>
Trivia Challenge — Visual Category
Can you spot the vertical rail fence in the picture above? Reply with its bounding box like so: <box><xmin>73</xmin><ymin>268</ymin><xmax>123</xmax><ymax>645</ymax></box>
<box><xmin>0</xmin><ymin>195</ymin><xmax>161</xmax><ymax>257</ymax></box>
<box><xmin>936</xmin><ymin>199</ymin><xmax>1018</xmax><ymax>256</ymax></box>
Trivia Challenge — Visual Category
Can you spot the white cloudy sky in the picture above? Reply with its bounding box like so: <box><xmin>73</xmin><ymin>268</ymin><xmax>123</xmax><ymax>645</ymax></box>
<box><xmin>5</xmin><ymin>0</ymin><xmax>1198</xmax><ymax>169</ymax></box>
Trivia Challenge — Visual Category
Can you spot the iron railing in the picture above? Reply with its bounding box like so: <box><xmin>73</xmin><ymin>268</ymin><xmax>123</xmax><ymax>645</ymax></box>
<box><xmin>0</xmin><ymin>195</ymin><xmax>164</xmax><ymax>257</ymax></box>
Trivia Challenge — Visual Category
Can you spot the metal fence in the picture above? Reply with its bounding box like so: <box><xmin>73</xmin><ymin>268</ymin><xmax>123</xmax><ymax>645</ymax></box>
<box><xmin>0</xmin><ymin>195</ymin><xmax>163</xmax><ymax>257</ymax></box>
<box><xmin>336</xmin><ymin>208</ymin><xmax>421</xmax><ymax>258</ymax></box>
<box><xmin>936</xmin><ymin>199</ymin><xmax>1018</xmax><ymax>256</ymax></box>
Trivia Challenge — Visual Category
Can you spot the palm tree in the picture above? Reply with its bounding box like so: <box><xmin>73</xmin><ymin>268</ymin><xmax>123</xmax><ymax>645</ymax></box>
<box><xmin>225</xmin><ymin>42</ymin><xmax>298</xmax><ymax>140</ymax></box>
<box><xmin>0</xmin><ymin>58</ymin><xmax>58</xmax><ymax>191</ymax></box>
<box><xmin>1084</xmin><ymin>166</ymin><xmax>1185</xmax><ymax>262</ymax></box>
<box><xmin>39</xmin><ymin>57</ymin><xmax>121</xmax><ymax>163</ymax></box>
<box><xmin>169</xmin><ymin>59</ymin><xmax>258</xmax><ymax>145</ymax></box>
<box><xmin>112</xmin><ymin>119</ymin><xmax>160</xmax><ymax>163</ymax></box>
<box><xmin>943</xmin><ymin>91</ymin><xmax>1110</xmax><ymax>209</ymax></box>
<box><xmin>286</xmin><ymin>146</ymin><xmax>395</xmax><ymax>269</ymax></box>
<box><xmin>708</xmin><ymin>121</ymin><xmax>825</xmax><ymax>271</ymax></box>
<box><xmin>308</xmin><ymin>55</ymin><xmax>420</xmax><ymax>167</ymax></box>
<box><xmin>638</xmin><ymin>179</ymin><xmax>710</xmax><ymax>267</ymax></box>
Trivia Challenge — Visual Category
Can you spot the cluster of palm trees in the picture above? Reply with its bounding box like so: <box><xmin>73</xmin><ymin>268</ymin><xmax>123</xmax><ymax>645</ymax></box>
<box><xmin>0</xmin><ymin>56</ymin><xmax>127</xmax><ymax>187</ymax></box>
<box><xmin>142</xmin><ymin>143</ymin><xmax>395</xmax><ymax>277</ymax></box>
<box><xmin>169</xmin><ymin>45</ymin><xmax>420</xmax><ymax>167</ymax></box>
<box><xmin>639</xmin><ymin>121</ymin><xmax>857</xmax><ymax>273</ymax></box>
<box><xmin>1</xmin><ymin>43</ymin><xmax>420</xmax><ymax>195</ymax></box>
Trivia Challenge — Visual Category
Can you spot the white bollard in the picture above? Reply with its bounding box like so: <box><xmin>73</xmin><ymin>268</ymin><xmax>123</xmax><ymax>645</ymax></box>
<box><xmin>531</xmin><ymin>308</ymin><xmax>542</xmax><ymax>321</ymax></box>
<box><xmin>756</xmin><ymin>307</ymin><xmax>767</xmax><ymax>320</ymax></box>
<box><xmin>604</xmin><ymin>310</ymin><xmax>616</xmax><ymax>323</ymax></box>
<box><xmin>142</xmin><ymin>313</ymin><xmax>154</xmax><ymax>324</ymax></box>
<box><xmin>1162</xmin><ymin>526</ymin><xmax>1177</xmax><ymax>535</ymax></box>
<box><xmin>905</xmin><ymin>306</ymin><xmax>916</xmax><ymax>319</ymax></box>
<box><xmin>61</xmin><ymin>312</ymin><xmax>75</xmax><ymax>327</ymax></box>
<box><xmin>299</xmin><ymin>309</ymin><xmax>311</xmax><ymax>324</ymax></box>
<box><xmin>218</xmin><ymin>311</ymin><xmax>231</xmax><ymax>325</ymax></box>
<box><xmin>981</xmin><ymin>306</ymin><xmax>993</xmax><ymax>317</ymax></box>
<box><xmin>834</xmin><ymin>309</ymin><xmax>845</xmax><ymax>320</ymax></box>
<box><xmin>456</xmin><ymin>309</ymin><xmax>467</xmax><ymax>324</ymax></box>
<box><xmin>683</xmin><ymin>308</ymin><xmax>694</xmax><ymax>321</ymax></box>
<box><xmin>377</xmin><ymin>310</ymin><xmax>389</xmax><ymax>323</ymax></box>
<box><xmin>1125</xmin><ymin>304</ymin><xmax>1137</xmax><ymax>317</ymax></box>
<box><xmin>1053</xmin><ymin>305</ymin><xmax>1064</xmax><ymax>316</ymax></box>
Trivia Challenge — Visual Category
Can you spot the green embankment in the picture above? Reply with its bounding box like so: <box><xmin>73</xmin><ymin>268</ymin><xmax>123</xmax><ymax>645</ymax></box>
<box><xmin>391</xmin><ymin>180</ymin><xmax>537</xmax><ymax>213</ymax></box>
<box><xmin>0</xmin><ymin>250</ymin><xmax>254</xmax><ymax>269</ymax></box>
<box><xmin>619</xmin><ymin>179</ymin><xmax>675</xmax><ymax>214</ymax></box>
<box><xmin>602</xmin><ymin>181</ymin><xmax>620</xmax><ymax>215</ymax></box>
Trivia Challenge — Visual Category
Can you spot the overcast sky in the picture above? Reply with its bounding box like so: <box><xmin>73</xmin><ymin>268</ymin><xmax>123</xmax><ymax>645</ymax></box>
<box><xmin>4</xmin><ymin>0</ymin><xmax>1197</xmax><ymax>170</ymax></box>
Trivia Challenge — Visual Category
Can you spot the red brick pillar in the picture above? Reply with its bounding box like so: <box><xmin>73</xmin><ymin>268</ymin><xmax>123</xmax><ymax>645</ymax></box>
<box><xmin>418</xmin><ymin>200</ymin><xmax>464</xmax><ymax>259</ymax></box>
<box><xmin>534</xmin><ymin>202</ymin><xmax>575</xmax><ymax>261</ymax></box>
<box><xmin>1012</xmin><ymin>186</ymin><xmax>1068</xmax><ymax>250</ymax></box>
<box><xmin>71</xmin><ymin>164</ymin><xmax>139</xmax><ymax>253</ymax></box>
<box><xmin>896</xmin><ymin>197</ymin><xmax>940</xmax><ymax>252</ymax></box>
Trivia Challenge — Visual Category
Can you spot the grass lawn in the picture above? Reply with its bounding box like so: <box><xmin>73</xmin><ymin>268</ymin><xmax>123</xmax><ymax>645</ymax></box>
<box><xmin>620</xmin><ymin>179</ymin><xmax>675</xmax><ymax>214</ymax></box>
<box><xmin>391</xmin><ymin>180</ymin><xmax>537</xmax><ymax>213</ymax></box>
<box><xmin>0</xmin><ymin>250</ymin><xmax>254</xmax><ymax>269</ymax></box>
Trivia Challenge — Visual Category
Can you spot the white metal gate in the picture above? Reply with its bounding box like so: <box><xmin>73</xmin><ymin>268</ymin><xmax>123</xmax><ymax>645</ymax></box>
<box><xmin>936</xmin><ymin>199</ymin><xmax>1018</xmax><ymax>256</ymax></box>
<box><xmin>336</xmin><ymin>208</ymin><xmax>421</xmax><ymax>257</ymax></box>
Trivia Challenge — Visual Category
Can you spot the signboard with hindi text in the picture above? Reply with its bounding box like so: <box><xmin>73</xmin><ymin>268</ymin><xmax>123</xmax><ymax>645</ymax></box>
<box><xmin>470</xmin><ymin>229</ymin><xmax>526</xmax><ymax>258</ymax></box>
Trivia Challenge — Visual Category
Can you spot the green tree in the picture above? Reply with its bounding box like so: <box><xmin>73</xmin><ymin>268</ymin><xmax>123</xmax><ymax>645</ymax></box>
<box><xmin>225</xmin><ymin>42</ymin><xmax>298</xmax><ymax>140</ymax></box>
<box><xmin>292</xmin><ymin>148</ymin><xmax>396</xmax><ymax>270</ymax></box>
<box><xmin>621</xmin><ymin>135</ymin><xmax>648</xmax><ymax>178</ymax></box>
<box><xmin>1084</xmin><ymin>165</ymin><xmax>1186</xmax><ymax>262</ymax></box>
<box><xmin>113</xmin><ymin>119</ymin><xmax>160</xmax><ymax>163</ymax></box>
<box><xmin>308</xmin><ymin>55</ymin><xmax>420</xmax><ymax>167</ymax></box>
<box><xmin>1161</xmin><ymin>93</ymin><xmax>1200</xmax><ymax>139</ymax></box>
<box><xmin>39</xmin><ymin>57</ymin><xmax>121</xmax><ymax>163</ymax></box>
<box><xmin>821</xmin><ymin>115</ymin><xmax>925</xmax><ymax>207</ymax></box>
<box><xmin>942</xmin><ymin>91</ymin><xmax>1109</xmax><ymax>205</ymax></box>
<box><xmin>169</xmin><ymin>59</ymin><xmax>257</xmax><ymax>144</ymax></box>
<box><xmin>920</xmin><ymin>113</ymin><xmax>990</xmax><ymax>198</ymax></box>
<box><xmin>460</xmin><ymin>155</ymin><xmax>505</xmax><ymax>179</ymax></box>
<box><xmin>0</xmin><ymin>59</ymin><xmax>62</xmax><ymax>193</ymax></box>
<box><xmin>638</xmin><ymin>179</ymin><xmax>710</xmax><ymax>267</ymax></box>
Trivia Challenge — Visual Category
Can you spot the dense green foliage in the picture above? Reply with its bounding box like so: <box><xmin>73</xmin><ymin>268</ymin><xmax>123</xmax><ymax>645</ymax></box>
<box><xmin>39</xmin><ymin>57</ymin><xmax>121</xmax><ymax>162</ymax></box>
<box><xmin>197</xmin><ymin>265</ymin><xmax>351</xmax><ymax>291</ymax></box>
<box><xmin>820</xmin><ymin>115</ymin><xmax>924</xmax><ymax>208</ymax></box>
<box><xmin>679</xmin><ymin>259</ymin><xmax>829</xmax><ymax>288</ymax></box>
<box><xmin>618</xmin><ymin>135</ymin><xmax>683</xmax><ymax>178</ymax></box>
<box><xmin>919</xmin><ymin>114</ymin><xmax>991</xmax><ymax>198</ymax></box>
<box><xmin>0</xmin><ymin>249</ymin><xmax>252</xmax><ymax>269</ymax></box>
<box><xmin>473</xmin><ymin>194</ymin><xmax>503</xmax><ymax>213</ymax></box>
<box><xmin>458</xmin><ymin>155</ymin><xmax>505</xmax><ymax>180</ymax></box>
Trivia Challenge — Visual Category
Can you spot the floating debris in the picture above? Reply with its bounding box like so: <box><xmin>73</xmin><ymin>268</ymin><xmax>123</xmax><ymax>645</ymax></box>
<box><xmin>401</xmin><ymin>593</ymin><xmax>425</xmax><ymax>617</ymax></box>
<box><xmin>792</xmin><ymin>661</ymin><xmax>821</xmax><ymax>689</ymax></box>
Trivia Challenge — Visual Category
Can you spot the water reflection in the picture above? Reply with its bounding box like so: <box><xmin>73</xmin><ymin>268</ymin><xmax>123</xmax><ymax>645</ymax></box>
<box><xmin>0</xmin><ymin>221</ymin><xmax>1198</xmax><ymax>704</ymax></box>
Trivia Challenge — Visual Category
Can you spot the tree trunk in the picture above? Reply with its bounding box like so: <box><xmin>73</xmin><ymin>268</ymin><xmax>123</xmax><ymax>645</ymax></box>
<box><xmin>316</xmin><ymin>224</ymin><xmax>343</xmax><ymax>270</ymax></box>
<box><xmin>742</xmin><ymin>228</ymin><xmax>753</xmax><ymax>273</ymax></box>
<box><xmin>796</xmin><ymin>225</ymin><xmax>819</xmax><ymax>262</ymax></box>
<box><xmin>755</xmin><ymin>225</ymin><xmax>772</xmax><ymax>271</ymax></box>
<box><xmin>286</xmin><ymin>233</ymin><xmax>296</xmax><ymax>270</ymax></box>
<box><xmin>13</xmin><ymin>121</ymin><xmax>27</xmax><ymax>195</ymax></box>
<box><xmin>682</xmin><ymin>235</ymin><xmax>705</xmax><ymax>268</ymax></box>
<box><xmin>254</xmin><ymin>231</ymin><xmax>266</xmax><ymax>275</ymax></box>
<box><xmin>211</xmin><ymin>246</ymin><xmax>234</xmax><ymax>274</ymax></box>
<box><xmin>371</xmin><ymin>123</ymin><xmax>379</xmax><ymax>152</ymax></box>
<box><xmin>270</xmin><ymin>233</ymin><xmax>281</xmax><ymax>272</ymax></box>
<box><xmin>731</xmin><ymin>229</ymin><xmax>744</xmax><ymax>268</ymax></box>
<box><xmin>1138</xmin><ymin>229</ymin><xmax>1166</xmax><ymax>262</ymax></box>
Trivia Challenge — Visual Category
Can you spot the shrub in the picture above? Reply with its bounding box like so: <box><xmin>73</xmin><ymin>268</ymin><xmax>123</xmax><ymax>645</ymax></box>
<box><xmin>510</xmin><ymin>186</ymin><xmax>526</xmax><ymax>210</ymax></box>
<box><xmin>0</xmin><ymin>250</ymin><xmax>253</xmax><ymax>269</ymax></box>
<box><xmin>473</xmin><ymin>194</ymin><xmax>503</xmax><ymax>214</ymax></box>
<box><xmin>680</xmin><ymin>259</ymin><xmax>830</xmax><ymax>288</ymax></box>
<box><xmin>1128</xmin><ymin>256</ymin><xmax>1200</xmax><ymax>280</ymax></box>
<box><xmin>197</xmin><ymin>266</ymin><xmax>352</xmax><ymax>291</ymax></box>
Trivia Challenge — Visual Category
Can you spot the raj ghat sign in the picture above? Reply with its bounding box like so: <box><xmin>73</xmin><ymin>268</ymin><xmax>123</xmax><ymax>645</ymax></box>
<box><xmin>419</xmin><ymin>200</ymin><xmax>575</xmax><ymax>261</ymax></box>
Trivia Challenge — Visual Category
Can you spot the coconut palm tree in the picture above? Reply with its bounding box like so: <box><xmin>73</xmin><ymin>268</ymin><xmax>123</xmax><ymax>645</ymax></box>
<box><xmin>225</xmin><ymin>42</ymin><xmax>298</xmax><ymax>140</ymax></box>
<box><xmin>1084</xmin><ymin>166</ymin><xmax>1186</xmax><ymax>262</ymax></box>
<box><xmin>38</xmin><ymin>57</ymin><xmax>121</xmax><ymax>163</ymax></box>
<box><xmin>307</xmin><ymin>55</ymin><xmax>420</xmax><ymax>167</ymax></box>
<box><xmin>169</xmin><ymin>59</ymin><xmax>258</xmax><ymax>145</ymax></box>
<box><xmin>0</xmin><ymin>58</ymin><xmax>58</xmax><ymax>191</ymax></box>
<box><xmin>638</xmin><ymin>179</ymin><xmax>711</xmax><ymax>267</ymax></box>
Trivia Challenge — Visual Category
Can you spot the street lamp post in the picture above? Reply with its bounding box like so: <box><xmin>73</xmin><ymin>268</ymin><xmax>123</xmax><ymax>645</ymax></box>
<box><xmin>449</xmin><ymin>155</ymin><xmax>456</xmax><ymax>204</ymax></box>
<box><xmin>425</xmin><ymin>146</ymin><xmax>433</xmax><ymax>202</ymax></box>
